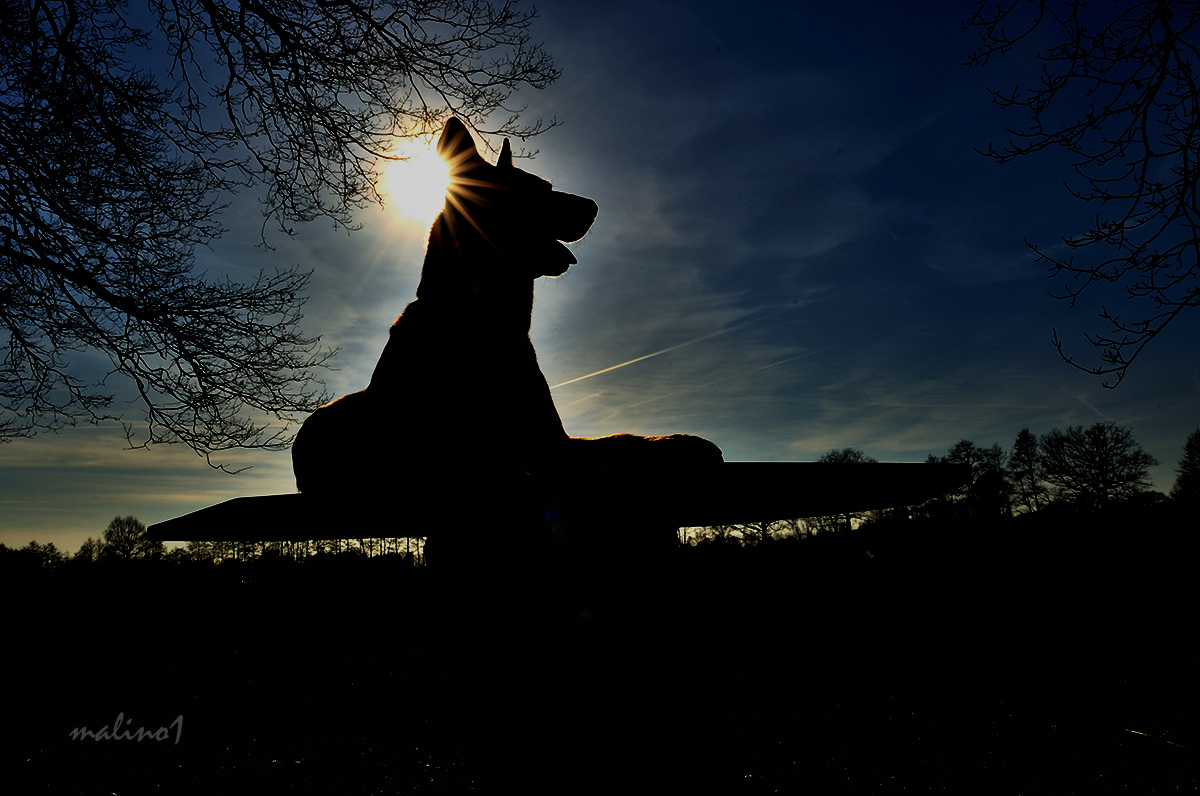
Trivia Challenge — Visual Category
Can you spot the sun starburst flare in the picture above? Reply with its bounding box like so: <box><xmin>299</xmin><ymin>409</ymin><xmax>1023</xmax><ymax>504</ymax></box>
<box><xmin>382</xmin><ymin>141</ymin><xmax>451</xmax><ymax>224</ymax></box>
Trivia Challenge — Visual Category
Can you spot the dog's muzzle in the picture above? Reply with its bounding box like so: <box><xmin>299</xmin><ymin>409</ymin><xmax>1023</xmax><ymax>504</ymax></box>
<box><xmin>550</xmin><ymin>193</ymin><xmax>599</xmax><ymax>243</ymax></box>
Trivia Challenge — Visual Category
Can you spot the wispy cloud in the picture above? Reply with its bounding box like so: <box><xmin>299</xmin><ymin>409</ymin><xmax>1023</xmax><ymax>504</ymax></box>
<box><xmin>599</xmin><ymin>349</ymin><xmax>840</xmax><ymax>414</ymax></box>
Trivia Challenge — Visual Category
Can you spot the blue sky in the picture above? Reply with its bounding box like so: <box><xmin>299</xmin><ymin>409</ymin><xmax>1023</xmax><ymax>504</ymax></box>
<box><xmin>2</xmin><ymin>0</ymin><xmax>1197</xmax><ymax>551</ymax></box>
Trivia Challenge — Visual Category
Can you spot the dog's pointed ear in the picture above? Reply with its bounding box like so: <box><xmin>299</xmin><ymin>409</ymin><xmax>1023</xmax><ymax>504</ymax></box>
<box><xmin>437</xmin><ymin>117</ymin><xmax>480</xmax><ymax>171</ymax></box>
<box><xmin>498</xmin><ymin>138</ymin><xmax>513</xmax><ymax>170</ymax></box>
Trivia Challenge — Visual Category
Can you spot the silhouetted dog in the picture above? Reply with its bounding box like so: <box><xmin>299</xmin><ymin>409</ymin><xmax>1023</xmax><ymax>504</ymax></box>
<box><xmin>292</xmin><ymin>118</ymin><xmax>721</xmax><ymax>543</ymax></box>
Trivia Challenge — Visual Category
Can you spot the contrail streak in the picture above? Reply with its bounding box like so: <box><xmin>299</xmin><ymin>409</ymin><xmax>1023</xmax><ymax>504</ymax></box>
<box><xmin>600</xmin><ymin>346</ymin><xmax>840</xmax><ymax>413</ymax></box>
<box><xmin>549</xmin><ymin>308</ymin><xmax>794</xmax><ymax>390</ymax></box>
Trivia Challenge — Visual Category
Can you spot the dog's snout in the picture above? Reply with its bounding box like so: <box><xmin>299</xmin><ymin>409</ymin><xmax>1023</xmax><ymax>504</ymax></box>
<box><xmin>554</xmin><ymin>193</ymin><xmax>598</xmax><ymax>242</ymax></box>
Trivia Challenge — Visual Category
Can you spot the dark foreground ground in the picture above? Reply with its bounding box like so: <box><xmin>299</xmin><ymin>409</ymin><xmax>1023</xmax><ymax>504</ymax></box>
<box><xmin>4</xmin><ymin>516</ymin><xmax>1196</xmax><ymax>794</ymax></box>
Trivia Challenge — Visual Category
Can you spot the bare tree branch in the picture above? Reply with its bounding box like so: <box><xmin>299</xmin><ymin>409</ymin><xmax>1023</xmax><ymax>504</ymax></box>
<box><xmin>966</xmin><ymin>0</ymin><xmax>1200</xmax><ymax>386</ymax></box>
<box><xmin>1</xmin><ymin>0</ymin><xmax>559</xmax><ymax>462</ymax></box>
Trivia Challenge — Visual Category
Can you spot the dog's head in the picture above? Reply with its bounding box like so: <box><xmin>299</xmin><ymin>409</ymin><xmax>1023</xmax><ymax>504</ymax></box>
<box><xmin>429</xmin><ymin>118</ymin><xmax>598</xmax><ymax>285</ymax></box>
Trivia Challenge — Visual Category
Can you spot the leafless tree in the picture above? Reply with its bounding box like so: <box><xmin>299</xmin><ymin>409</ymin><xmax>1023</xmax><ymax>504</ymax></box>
<box><xmin>1171</xmin><ymin>427</ymin><xmax>1200</xmax><ymax>505</ymax></box>
<box><xmin>1040</xmin><ymin>422</ymin><xmax>1158</xmax><ymax>509</ymax></box>
<box><xmin>734</xmin><ymin>518</ymin><xmax>785</xmax><ymax>546</ymax></box>
<box><xmin>773</xmin><ymin>517</ymin><xmax>810</xmax><ymax>540</ymax></box>
<box><xmin>1007</xmin><ymin>428</ymin><xmax>1047</xmax><ymax>514</ymax></box>
<box><xmin>74</xmin><ymin>536</ymin><xmax>105</xmax><ymax>561</ymax></box>
<box><xmin>184</xmin><ymin>539</ymin><xmax>217</xmax><ymax>562</ymax></box>
<box><xmin>927</xmin><ymin>439</ymin><xmax>1010</xmax><ymax>520</ymax></box>
<box><xmin>8</xmin><ymin>539</ymin><xmax>69</xmax><ymax>569</ymax></box>
<box><xmin>1</xmin><ymin>0</ymin><xmax>559</xmax><ymax>463</ymax></box>
<box><xmin>690</xmin><ymin>524</ymin><xmax>740</xmax><ymax>546</ymax></box>
<box><xmin>101</xmin><ymin>515</ymin><xmax>165</xmax><ymax>559</ymax></box>
<box><xmin>966</xmin><ymin>0</ymin><xmax>1200</xmax><ymax>386</ymax></box>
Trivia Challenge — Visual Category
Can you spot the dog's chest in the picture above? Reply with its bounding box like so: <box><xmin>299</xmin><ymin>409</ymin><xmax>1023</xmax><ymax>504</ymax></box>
<box><xmin>371</xmin><ymin>307</ymin><xmax>541</xmax><ymax>391</ymax></box>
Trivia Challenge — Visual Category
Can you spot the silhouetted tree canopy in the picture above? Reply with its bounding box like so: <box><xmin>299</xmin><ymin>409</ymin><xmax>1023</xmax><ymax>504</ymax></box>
<box><xmin>1039</xmin><ymin>422</ymin><xmax>1158</xmax><ymax>509</ymax></box>
<box><xmin>927</xmin><ymin>439</ymin><xmax>1010</xmax><ymax>520</ymax></box>
<box><xmin>817</xmin><ymin>447</ymin><xmax>878</xmax><ymax>465</ymax></box>
<box><xmin>927</xmin><ymin>439</ymin><xmax>1004</xmax><ymax>477</ymax></box>
<box><xmin>2</xmin><ymin>539</ymin><xmax>68</xmax><ymax>571</ymax></box>
<box><xmin>809</xmin><ymin>447</ymin><xmax>879</xmax><ymax>533</ymax></box>
<box><xmin>1007</xmin><ymin>428</ymin><xmax>1046</xmax><ymax>514</ymax></box>
<box><xmin>101</xmin><ymin>515</ymin><xmax>164</xmax><ymax>559</ymax></box>
<box><xmin>1170</xmin><ymin>427</ymin><xmax>1200</xmax><ymax>506</ymax></box>
<box><xmin>1</xmin><ymin>0</ymin><xmax>558</xmax><ymax>463</ymax></box>
<box><xmin>966</xmin><ymin>0</ymin><xmax>1200</xmax><ymax>386</ymax></box>
<box><xmin>74</xmin><ymin>535</ymin><xmax>104</xmax><ymax>562</ymax></box>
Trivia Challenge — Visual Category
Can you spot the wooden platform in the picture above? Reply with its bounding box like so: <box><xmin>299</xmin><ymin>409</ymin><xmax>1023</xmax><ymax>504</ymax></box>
<box><xmin>146</xmin><ymin>462</ymin><xmax>969</xmax><ymax>542</ymax></box>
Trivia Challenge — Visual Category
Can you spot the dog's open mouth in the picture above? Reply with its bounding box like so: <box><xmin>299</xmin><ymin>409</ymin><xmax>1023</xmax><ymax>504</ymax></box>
<box><xmin>534</xmin><ymin>194</ymin><xmax>595</xmax><ymax>277</ymax></box>
<box><xmin>539</xmin><ymin>240</ymin><xmax>577</xmax><ymax>277</ymax></box>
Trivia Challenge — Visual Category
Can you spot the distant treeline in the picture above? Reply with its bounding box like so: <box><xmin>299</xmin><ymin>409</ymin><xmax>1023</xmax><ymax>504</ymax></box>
<box><xmin>3</xmin><ymin>422</ymin><xmax>1195</xmax><ymax>572</ymax></box>
<box><xmin>0</xmin><ymin>515</ymin><xmax>425</xmax><ymax>572</ymax></box>
<box><xmin>690</xmin><ymin>421</ymin><xmax>1197</xmax><ymax>546</ymax></box>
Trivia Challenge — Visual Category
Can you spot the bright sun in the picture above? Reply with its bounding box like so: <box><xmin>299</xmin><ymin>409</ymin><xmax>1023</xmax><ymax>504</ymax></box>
<box><xmin>382</xmin><ymin>141</ymin><xmax>451</xmax><ymax>224</ymax></box>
